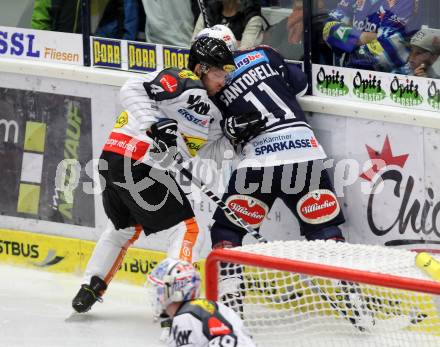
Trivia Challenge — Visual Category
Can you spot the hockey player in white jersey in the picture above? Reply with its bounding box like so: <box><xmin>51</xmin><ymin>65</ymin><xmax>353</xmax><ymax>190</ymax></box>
<box><xmin>148</xmin><ymin>258</ymin><xmax>256</xmax><ymax>347</ymax></box>
<box><xmin>71</xmin><ymin>40</ymin><xmax>236</xmax><ymax>314</ymax></box>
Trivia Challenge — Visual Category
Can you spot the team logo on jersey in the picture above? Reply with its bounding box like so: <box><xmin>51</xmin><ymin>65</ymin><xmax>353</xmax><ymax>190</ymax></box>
<box><xmin>253</xmin><ymin>135</ymin><xmax>319</xmax><ymax>156</ymax></box>
<box><xmin>234</xmin><ymin>50</ymin><xmax>268</xmax><ymax>73</ymax></box>
<box><xmin>178</xmin><ymin>70</ymin><xmax>199</xmax><ymax>80</ymax></box>
<box><xmin>187</xmin><ymin>94</ymin><xmax>211</xmax><ymax>115</ymax></box>
<box><xmin>297</xmin><ymin>189</ymin><xmax>340</xmax><ymax>224</ymax></box>
<box><xmin>172</xmin><ymin>326</ymin><xmax>192</xmax><ymax>346</ymax></box>
<box><xmin>160</xmin><ymin>74</ymin><xmax>178</xmax><ymax>93</ymax></box>
<box><xmin>208</xmin><ymin>317</ymin><xmax>231</xmax><ymax>336</ymax></box>
<box><xmin>225</xmin><ymin>195</ymin><xmax>268</xmax><ymax>228</ymax></box>
<box><xmin>114</xmin><ymin>111</ymin><xmax>128</xmax><ymax>128</ymax></box>
<box><xmin>190</xmin><ymin>299</ymin><xmax>215</xmax><ymax>314</ymax></box>
<box><xmin>353</xmin><ymin>19</ymin><xmax>377</xmax><ymax>32</ymax></box>
<box><xmin>182</xmin><ymin>134</ymin><xmax>206</xmax><ymax>157</ymax></box>
<box><xmin>178</xmin><ymin>109</ymin><xmax>209</xmax><ymax>127</ymax></box>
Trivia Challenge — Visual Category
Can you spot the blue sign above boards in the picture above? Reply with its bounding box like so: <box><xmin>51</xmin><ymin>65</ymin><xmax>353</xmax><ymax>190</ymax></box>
<box><xmin>162</xmin><ymin>46</ymin><xmax>189</xmax><ymax>70</ymax></box>
<box><xmin>92</xmin><ymin>37</ymin><xmax>122</xmax><ymax>69</ymax></box>
<box><xmin>127</xmin><ymin>41</ymin><xmax>157</xmax><ymax>72</ymax></box>
<box><xmin>90</xmin><ymin>36</ymin><xmax>191</xmax><ymax>72</ymax></box>
<box><xmin>89</xmin><ymin>37</ymin><xmax>302</xmax><ymax>79</ymax></box>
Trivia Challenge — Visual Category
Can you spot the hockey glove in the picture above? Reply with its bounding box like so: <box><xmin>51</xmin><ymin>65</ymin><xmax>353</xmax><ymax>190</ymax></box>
<box><xmin>147</xmin><ymin>119</ymin><xmax>178</xmax><ymax>166</ymax></box>
<box><xmin>221</xmin><ymin>111</ymin><xmax>267</xmax><ymax>146</ymax></box>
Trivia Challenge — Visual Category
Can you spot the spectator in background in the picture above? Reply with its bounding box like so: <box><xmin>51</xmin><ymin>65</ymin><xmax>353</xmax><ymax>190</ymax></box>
<box><xmin>323</xmin><ymin>0</ymin><xmax>422</xmax><ymax>72</ymax></box>
<box><xmin>31</xmin><ymin>0</ymin><xmax>82</xmax><ymax>33</ymax></box>
<box><xmin>141</xmin><ymin>0</ymin><xmax>200</xmax><ymax>47</ymax></box>
<box><xmin>192</xmin><ymin>0</ymin><xmax>266</xmax><ymax>49</ymax></box>
<box><xmin>408</xmin><ymin>28</ymin><xmax>440</xmax><ymax>78</ymax></box>
<box><xmin>285</xmin><ymin>0</ymin><xmax>307</xmax><ymax>45</ymax></box>
<box><xmin>95</xmin><ymin>0</ymin><xmax>141</xmax><ymax>40</ymax></box>
<box><xmin>262</xmin><ymin>0</ymin><xmax>333</xmax><ymax>63</ymax></box>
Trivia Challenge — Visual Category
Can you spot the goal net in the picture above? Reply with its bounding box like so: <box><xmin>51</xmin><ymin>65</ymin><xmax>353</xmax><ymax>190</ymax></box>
<box><xmin>205</xmin><ymin>240</ymin><xmax>440</xmax><ymax>347</ymax></box>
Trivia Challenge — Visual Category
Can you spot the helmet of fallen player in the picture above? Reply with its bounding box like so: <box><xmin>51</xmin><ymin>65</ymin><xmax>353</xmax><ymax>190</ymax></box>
<box><xmin>188</xmin><ymin>36</ymin><xmax>236</xmax><ymax>74</ymax></box>
<box><xmin>193</xmin><ymin>24</ymin><xmax>238</xmax><ymax>52</ymax></box>
<box><xmin>147</xmin><ymin>258</ymin><xmax>201</xmax><ymax>315</ymax></box>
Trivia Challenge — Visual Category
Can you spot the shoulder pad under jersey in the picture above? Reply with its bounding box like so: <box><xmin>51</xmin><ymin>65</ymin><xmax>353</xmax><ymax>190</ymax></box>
<box><xmin>143</xmin><ymin>68</ymin><xmax>204</xmax><ymax>101</ymax></box>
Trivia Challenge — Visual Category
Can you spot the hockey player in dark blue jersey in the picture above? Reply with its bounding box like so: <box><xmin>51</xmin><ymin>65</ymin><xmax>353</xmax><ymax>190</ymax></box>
<box><xmin>189</xmin><ymin>35</ymin><xmax>346</xmax><ymax>249</ymax></box>
<box><xmin>189</xmin><ymin>33</ymin><xmax>347</xmax><ymax>273</ymax></box>
<box><xmin>188</xmin><ymin>34</ymin><xmax>375</xmax><ymax>331</ymax></box>
<box><xmin>323</xmin><ymin>0</ymin><xmax>422</xmax><ymax>72</ymax></box>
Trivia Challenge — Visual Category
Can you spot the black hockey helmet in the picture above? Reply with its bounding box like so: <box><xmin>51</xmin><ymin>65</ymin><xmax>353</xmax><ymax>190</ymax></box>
<box><xmin>188</xmin><ymin>36</ymin><xmax>236</xmax><ymax>73</ymax></box>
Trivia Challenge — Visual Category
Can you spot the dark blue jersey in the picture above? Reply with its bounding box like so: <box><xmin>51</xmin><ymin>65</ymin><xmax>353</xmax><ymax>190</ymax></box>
<box><xmin>215</xmin><ymin>45</ymin><xmax>309</xmax><ymax>133</ymax></box>
<box><xmin>214</xmin><ymin>46</ymin><xmax>326</xmax><ymax>166</ymax></box>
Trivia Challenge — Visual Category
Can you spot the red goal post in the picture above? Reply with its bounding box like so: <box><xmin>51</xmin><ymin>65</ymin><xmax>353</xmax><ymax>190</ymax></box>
<box><xmin>205</xmin><ymin>240</ymin><xmax>440</xmax><ymax>347</ymax></box>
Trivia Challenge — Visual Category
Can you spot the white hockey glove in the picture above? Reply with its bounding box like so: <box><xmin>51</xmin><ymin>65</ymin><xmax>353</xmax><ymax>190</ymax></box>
<box><xmin>221</xmin><ymin>111</ymin><xmax>267</xmax><ymax>146</ymax></box>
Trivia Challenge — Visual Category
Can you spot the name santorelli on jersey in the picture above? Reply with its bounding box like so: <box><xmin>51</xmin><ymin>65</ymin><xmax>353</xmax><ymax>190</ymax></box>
<box><xmin>218</xmin><ymin>63</ymin><xmax>280</xmax><ymax>107</ymax></box>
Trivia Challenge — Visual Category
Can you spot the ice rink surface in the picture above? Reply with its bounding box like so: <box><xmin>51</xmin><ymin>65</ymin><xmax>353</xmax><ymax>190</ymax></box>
<box><xmin>0</xmin><ymin>264</ymin><xmax>162</xmax><ymax>347</ymax></box>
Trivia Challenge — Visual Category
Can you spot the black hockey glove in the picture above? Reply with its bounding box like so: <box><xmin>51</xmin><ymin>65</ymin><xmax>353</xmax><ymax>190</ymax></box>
<box><xmin>221</xmin><ymin>111</ymin><xmax>268</xmax><ymax>146</ymax></box>
<box><xmin>147</xmin><ymin>119</ymin><xmax>178</xmax><ymax>165</ymax></box>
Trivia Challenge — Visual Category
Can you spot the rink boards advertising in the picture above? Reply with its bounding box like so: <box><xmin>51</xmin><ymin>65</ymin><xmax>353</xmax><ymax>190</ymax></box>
<box><xmin>0</xmin><ymin>87</ymin><xmax>95</xmax><ymax>227</ymax></box>
<box><xmin>0</xmin><ymin>26</ymin><xmax>83</xmax><ymax>65</ymax></box>
<box><xmin>313</xmin><ymin>64</ymin><xmax>440</xmax><ymax>112</ymax></box>
<box><xmin>91</xmin><ymin>36</ymin><xmax>189</xmax><ymax>72</ymax></box>
<box><xmin>0</xmin><ymin>26</ymin><xmax>439</xmax><ymax>285</ymax></box>
<box><xmin>0</xmin><ymin>228</ymin><xmax>174</xmax><ymax>286</ymax></box>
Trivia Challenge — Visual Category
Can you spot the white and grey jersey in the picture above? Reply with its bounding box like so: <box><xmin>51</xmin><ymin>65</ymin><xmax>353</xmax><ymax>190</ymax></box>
<box><xmin>103</xmin><ymin>68</ymin><xmax>233</xmax><ymax>165</ymax></box>
<box><xmin>168</xmin><ymin>299</ymin><xmax>256</xmax><ymax>347</ymax></box>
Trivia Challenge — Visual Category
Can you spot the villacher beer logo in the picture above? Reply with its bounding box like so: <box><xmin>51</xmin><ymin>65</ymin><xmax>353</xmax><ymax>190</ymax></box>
<box><xmin>389</xmin><ymin>76</ymin><xmax>423</xmax><ymax>106</ymax></box>
<box><xmin>360</xmin><ymin>136</ymin><xmax>440</xmax><ymax>247</ymax></box>
<box><xmin>352</xmin><ymin>71</ymin><xmax>386</xmax><ymax>101</ymax></box>
<box><xmin>427</xmin><ymin>81</ymin><xmax>440</xmax><ymax>111</ymax></box>
<box><xmin>225</xmin><ymin>195</ymin><xmax>269</xmax><ymax>228</ymax></box>
<box><xmin>296</xmin><ymin>189</ymin><xmax>340</xmax><ymax>224</ymax></box>
<box><xmin>316</xmin><ymin>67</ymin><xmax>349</xmax><ymax>96</ymax></box>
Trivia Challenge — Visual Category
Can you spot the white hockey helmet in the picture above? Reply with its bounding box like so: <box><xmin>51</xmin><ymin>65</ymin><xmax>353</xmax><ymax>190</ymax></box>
<box><xmin>194</xmin><ymin>24</ymin><xmax>238</xmax><ymax>51</ymax></box>
<box><xmin>147</xmin><ymin>258</ymin><xmax>201</xmax><ymax>313</ymax></box>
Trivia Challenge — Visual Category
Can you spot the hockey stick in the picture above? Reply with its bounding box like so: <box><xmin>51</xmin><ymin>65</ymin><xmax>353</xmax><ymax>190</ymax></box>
<box><xmin>197</xmin><ymin>0</ymin><xmax>211</xmax><ymax>27</ymax></box>
<box><xmin>173</xmin><ymin>153</ymin><xmax>267</xmax><ymax>243</ymax></box>
<box><xmin>301</xmin><ymin>277</ymin><xmax>373</xmax><ymax>332</ymax></box>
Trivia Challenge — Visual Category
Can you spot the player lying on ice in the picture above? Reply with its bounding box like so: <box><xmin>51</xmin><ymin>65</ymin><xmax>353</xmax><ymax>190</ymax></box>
<box><xmin>147</xmin><ymin>257</ymin><xmax>256</xmax><ymax>347</ymax></box>
<box><xmin>71</xmin><ymin>39</ymin><xmax>236</xmax><ymax>315</ymax></box>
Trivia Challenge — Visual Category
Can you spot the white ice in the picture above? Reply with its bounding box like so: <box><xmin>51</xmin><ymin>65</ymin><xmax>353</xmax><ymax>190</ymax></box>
<box><xmin>0</xmin><ymin>264</ymin><xmax>162</xmax><ymax>347</ymax></box>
